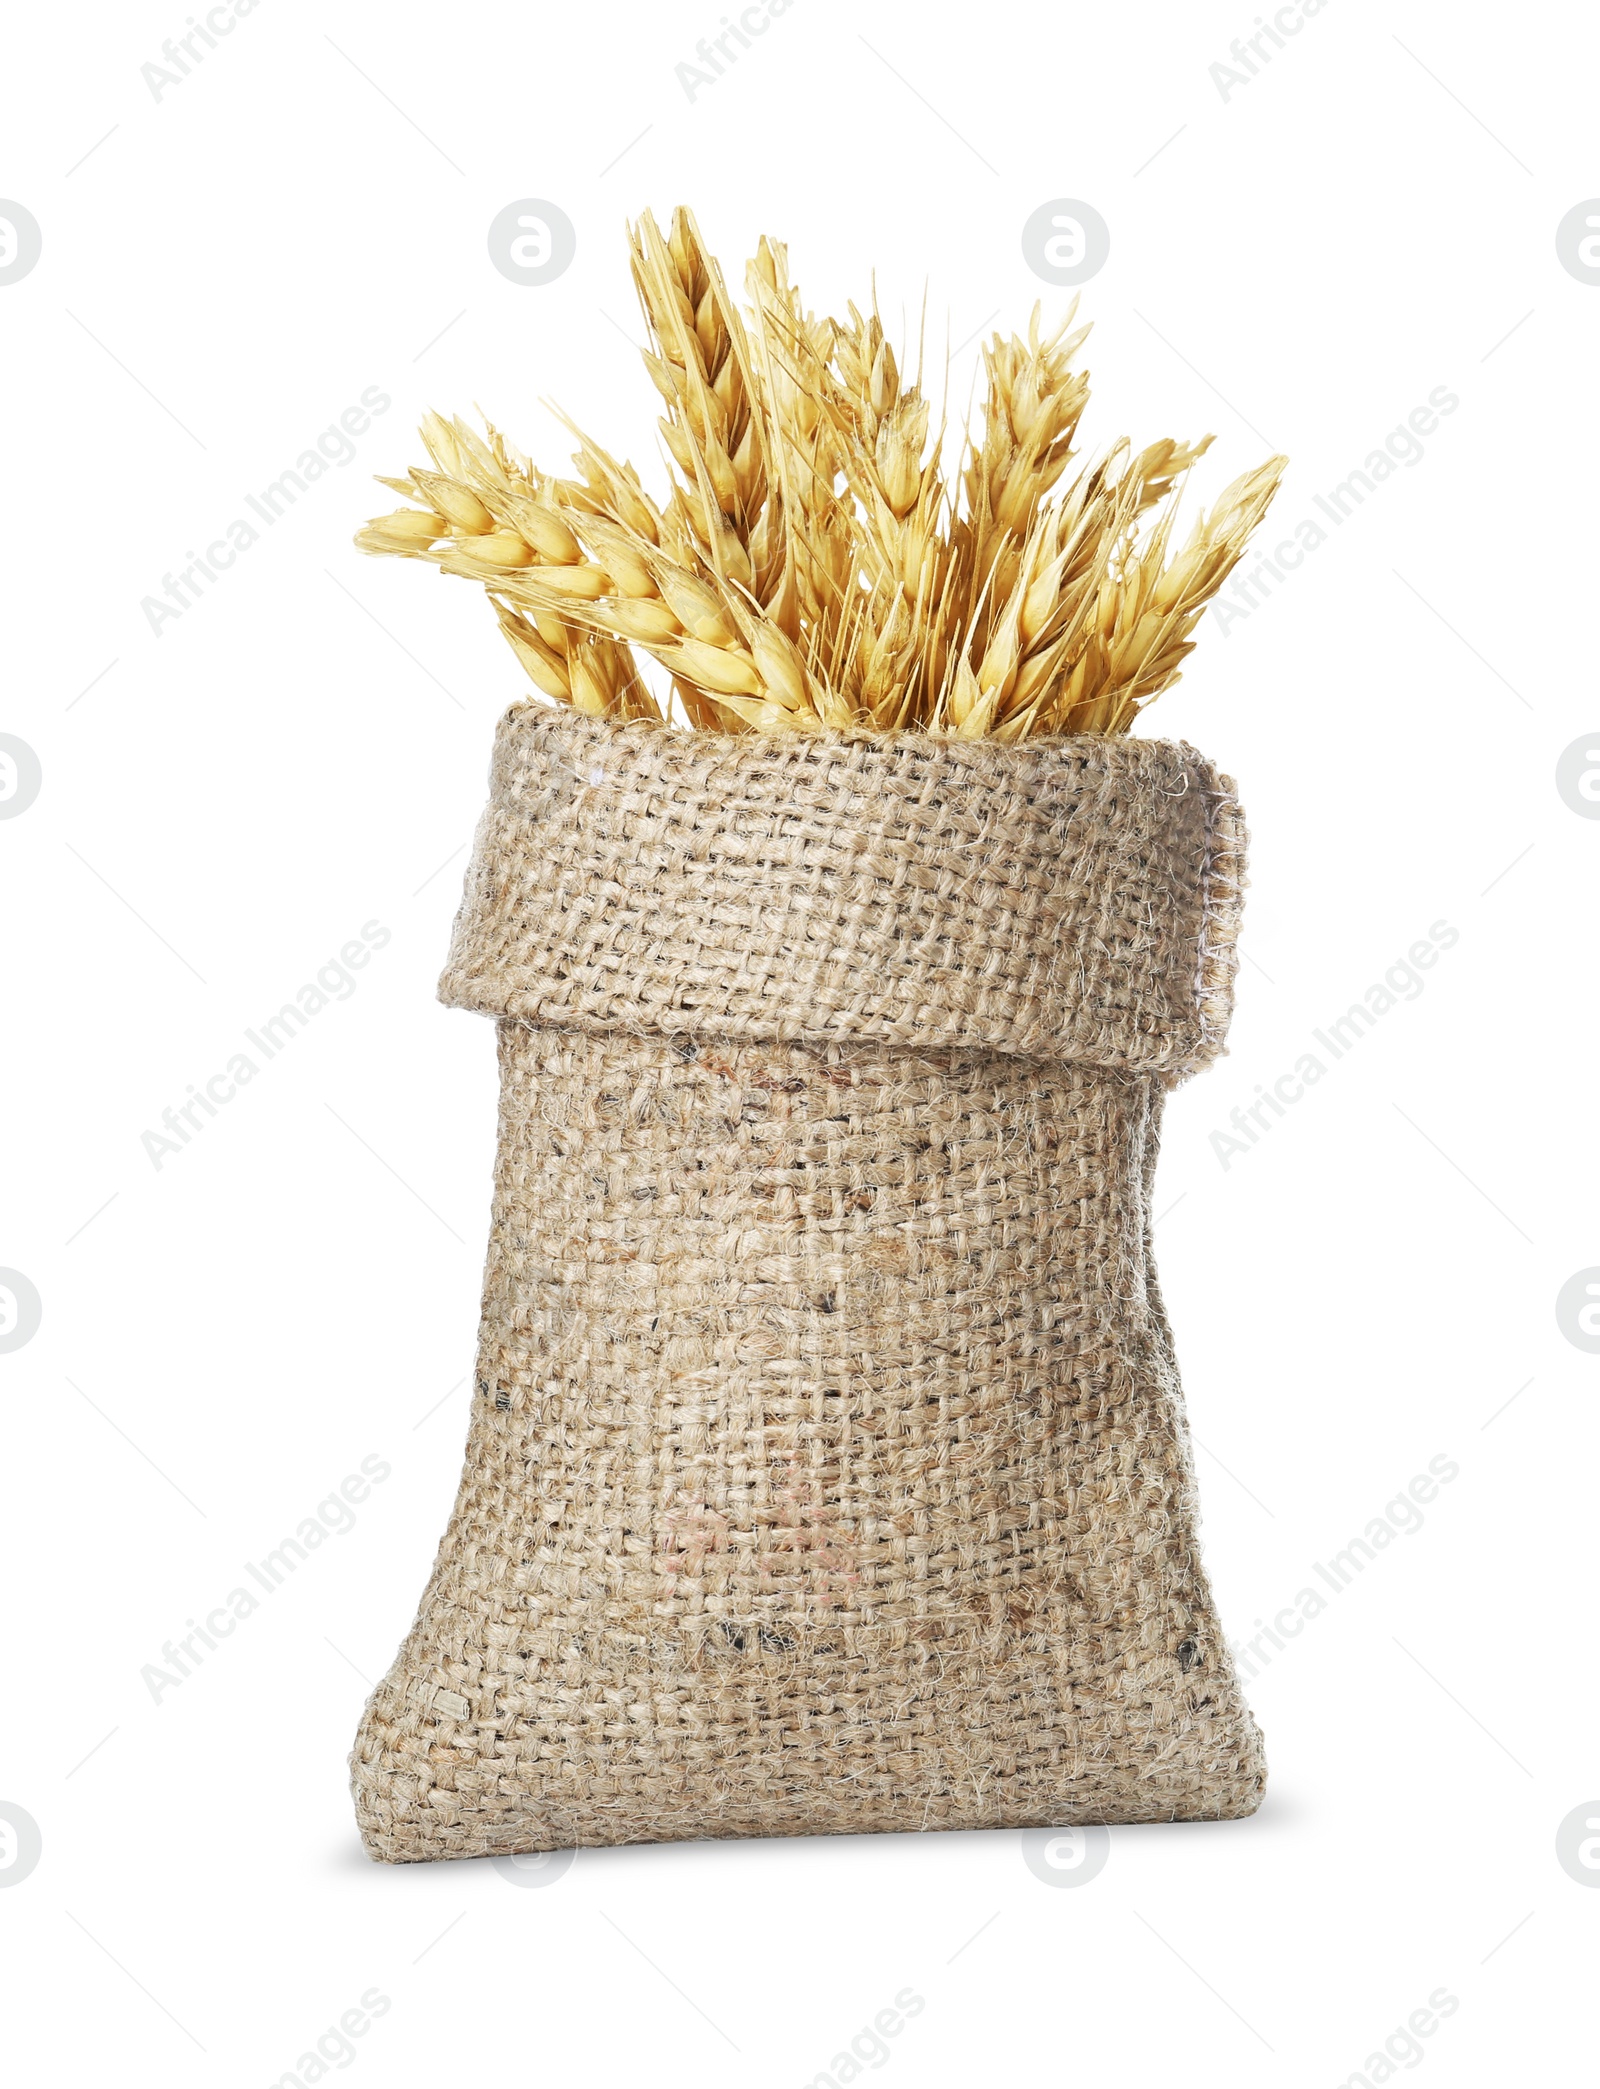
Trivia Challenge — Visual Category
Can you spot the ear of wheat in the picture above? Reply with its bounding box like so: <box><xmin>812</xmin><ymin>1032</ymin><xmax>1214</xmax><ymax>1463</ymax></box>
<box><xmin>357</xmin><ymin>208</ymin><xmax>1286</xmax><ymax>737</ymax></box>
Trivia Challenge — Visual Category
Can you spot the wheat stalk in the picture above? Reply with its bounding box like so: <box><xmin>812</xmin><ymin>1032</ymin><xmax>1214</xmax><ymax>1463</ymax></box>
<box><xmin>357</xmin><ymin>209</ymin><xmax>1286</xmax><ymax>738</ymax></box>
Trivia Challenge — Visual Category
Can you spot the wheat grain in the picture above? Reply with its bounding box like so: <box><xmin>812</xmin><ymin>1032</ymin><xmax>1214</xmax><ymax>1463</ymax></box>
<box><xmin>357</xmin><ymin>211</ymin><xmax>1286</xmax><ymax>737</ymax></box>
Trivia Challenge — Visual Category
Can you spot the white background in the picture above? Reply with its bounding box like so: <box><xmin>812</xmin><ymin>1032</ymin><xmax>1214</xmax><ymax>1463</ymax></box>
<box><xmin>3</xmin><ymin>1</ymin><xmax>1596</xmax><ymax>2082</ymax></box>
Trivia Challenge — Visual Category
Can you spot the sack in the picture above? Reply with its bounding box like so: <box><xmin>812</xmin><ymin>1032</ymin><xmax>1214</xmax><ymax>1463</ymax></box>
<box><xmin>350</xmin><ymin>704</ymin><xmax>1265</xmax><ymax>1861</ymax></box>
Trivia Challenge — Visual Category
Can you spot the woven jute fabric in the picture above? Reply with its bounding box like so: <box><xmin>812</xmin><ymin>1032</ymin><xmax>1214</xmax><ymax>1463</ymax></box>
<box><xmin>351</xmin><ymin>706</ymin><xmax>1264</xmax><ymax>1861</ymax></box>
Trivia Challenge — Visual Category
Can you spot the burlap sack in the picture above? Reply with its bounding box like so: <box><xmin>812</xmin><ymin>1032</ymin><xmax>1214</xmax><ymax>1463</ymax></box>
<box><xmin>351</xmin><ymin>704</ymin><xmax>1264</xmax><ymax>1861</ymax></box>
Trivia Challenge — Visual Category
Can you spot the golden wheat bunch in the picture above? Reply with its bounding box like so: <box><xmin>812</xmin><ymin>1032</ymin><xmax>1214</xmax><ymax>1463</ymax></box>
<box><xmin>357</xmin><ymin>207</ymin><xmax>1286</xmax><ymax>738</ymax></box>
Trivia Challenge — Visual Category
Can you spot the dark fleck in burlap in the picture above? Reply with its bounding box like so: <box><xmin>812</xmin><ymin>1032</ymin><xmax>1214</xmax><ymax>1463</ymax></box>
<box><xmin>351</xmin><ymin>706</ymin><xmax>1264</xmax><ymax>1861</ymax></box>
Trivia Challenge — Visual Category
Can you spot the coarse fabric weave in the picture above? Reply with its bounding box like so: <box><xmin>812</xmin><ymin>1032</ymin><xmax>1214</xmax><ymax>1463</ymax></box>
<box><xmin>351</xmin><ymin>705</ymin><xmax>1264</xmax><ymax>1861</ymax></box>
